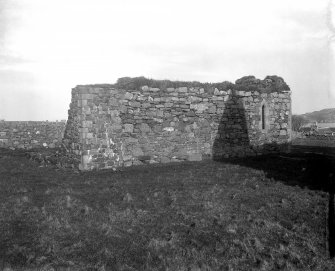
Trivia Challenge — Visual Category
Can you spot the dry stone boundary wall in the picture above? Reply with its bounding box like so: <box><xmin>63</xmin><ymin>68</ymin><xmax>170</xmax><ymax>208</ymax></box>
<box><xmin>0</xmin><ymin>121</ymin><xmax>66</xmax><ymax>149</ymax></box>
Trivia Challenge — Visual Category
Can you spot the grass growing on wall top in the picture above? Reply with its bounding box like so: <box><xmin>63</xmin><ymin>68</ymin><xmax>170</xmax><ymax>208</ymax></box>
<box><xmin>80</xmin><ymin>75</ymin><xmax>290</xmax><ymax>93</ymax></box>
<box><xmin>112</xmin><ymin>75</ymin><xmax>290</xmax><ymax>92</ymax></box>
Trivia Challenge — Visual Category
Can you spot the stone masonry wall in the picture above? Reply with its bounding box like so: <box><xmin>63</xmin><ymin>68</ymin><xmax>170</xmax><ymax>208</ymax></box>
<box><xmin>0</xmin><ymin>121</ymin><xmax>66</xmax><ymax>149</ymax></box>
<box><xmin>64</xmin><ymin>77</ymin><xmax>291</xmax><ymax>170</ymax></box>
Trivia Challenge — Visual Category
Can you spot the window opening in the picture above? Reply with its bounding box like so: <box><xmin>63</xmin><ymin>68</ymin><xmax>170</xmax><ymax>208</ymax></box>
<box><xmin>262</xmin><ymin>104</ymin><xmax>266</xmax><ymax>130</ymax></box>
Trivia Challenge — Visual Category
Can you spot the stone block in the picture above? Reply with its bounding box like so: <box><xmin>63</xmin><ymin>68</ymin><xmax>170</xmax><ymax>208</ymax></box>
<box><xmin>142</xmin><ymin>103</ymin><xmax>151</xmax><ymax>108</ymax></box>
<box><xmin>78</xmin><ymin>99</ymin><xmax>87</xmax><ymax>107</ymax></box>
<box><xmin>124</xmin><ymin>161</ymin><xmax>133</xmax><ymax>167</ymax></box>
<box><xmin>124</xmin><ymin>92</ymin><xmax>134</xmax><ymax>100</ymax></box>
<box><xmin>80</xmin><ymin>94</ymin><xmax>93</xmax><ymax>100</ymax></box>
<box><xmin>160</xmin><ymin>157</ymin><xmax>170</xmax><ymax>163</ymax></box>
<box><xmin>109</xmin><ymin>98</ymin><xmax>119</xmax><ymax>106</ymax></box>
<box><xmin>86</xmin><ymin>133</ymin><xmax>93</xmax><ymax>139</ymax></box>
<box><xmin>130</xmin><ymin>101</ymin><xmax>141</xmax><ymax>107</ymax></box>
<box><xmin>149</xmin><ymin>159</ymin><xmax>159</xmax><ymax>164</ymax></box>
<box><xmin>133</xmin><ymin>147</ymin><xmax>144</xmax><ymax>157</ymax></box>
<box><xmin>195</xmin><ymin>104</ymin><xmax>208</xmax><ymax>112</ymax></box>
<box><xmin>153</xmin><ymin>125</ymin><xmax>162</xmax><ymax>132</ymax></box>
<box><xmin>187</xmin><ymin>153</ymin><xmax>202</xmax><ymax>161</ymax></box>
<box><xmin>204</xmin><ymin>142</ymin><xmax>211</xmax><ymax>149</ymax></box>
<box><xmin>209</xmin><ymin>106</ymin><xmax>216</xmax><ymax>114</ymax></box>
<box><xmin>163</xmin><ymin>127</ymin><xmax>174</xmax><ymax>132</ymax></box>
<box><xmin>49</xmin><ymin>143</ymin><xmax>55</xmax><ymax>148</ymax></box>
<box><xmin>133</xmin><ymin>160</ymin><xmax>144</xmax><ymax>166</ymax></box>
<box><xmin>79</xmin><ymin>127</ymin><xmax>89</xmax><ymax>133</ymax></box>
<box><xmin>111</xmin><ymin>116</ymin><xmax>122</xmax><ymax>124</ymax></box>
<box><xmin>124</xmin><ymin>124</ymin><xmax>134</xmax><ymax>133</ymax></box>
<box><xmin>178</xmin><ymin>87</ymin><xmax>188</xmax><ymax>92</ymax></box>
<box><xmin>82</xmin><ymin>154</ymin><xmax>92</xmax><ymax>164</ymax></box>
<box><xmin>111</xmin><ymin>123</ymin><xmax>122</xmax><ymax>131</ymax></box>
<box><xmin>122</xmin><ymin>155</ymin><xmax>132</xmax><ymax>161</ymax></box>
<box><xmin>88</xmin><ymin>88</ymin><xmax>100</xmax><ymax>94</ymax></box>
<box><xmin>138</xmin><ymin>155</ymin><xmax>151</xmax><ymax>161</ymax></box>
<box><xmin>82</xmin><ymin>121</ymin><xmax>93</xmax><ymax>128</ymax></box>
<box><xmin>140</xmin><ymin>123</ymin><xmax>151</xmax><ymax>133</ymax></box>
<box><xmin>279</xmin><ymin>130</ymin><xmax>287</xmax><ymax>136</ymax></box>
<box><xmin>153</xmin><ymin>118</ymin><xmax>163</xmax><ymax>123</ymax></box>
<box><xmin>82</xmin><ymin>107</ymin><xmax>91</xmax><ymax>115</ymax></box>
<box><xmin>149</xmin><ymin>87</ymin><xmax>160</xmax><ymax>92</ymax></box>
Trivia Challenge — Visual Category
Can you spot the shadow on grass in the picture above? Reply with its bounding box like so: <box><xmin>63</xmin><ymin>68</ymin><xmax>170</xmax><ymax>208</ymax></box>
<box><xmin>215</xmin><ymin>151</ymin><xmax>335</xmax><ymax>258</ymax></box>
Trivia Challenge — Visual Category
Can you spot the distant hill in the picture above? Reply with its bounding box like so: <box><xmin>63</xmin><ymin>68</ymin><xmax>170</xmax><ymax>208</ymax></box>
<box><xmin>300</xmin><ymin>108</ymin><xmax>335</xmax><ymax>123</ymax></box>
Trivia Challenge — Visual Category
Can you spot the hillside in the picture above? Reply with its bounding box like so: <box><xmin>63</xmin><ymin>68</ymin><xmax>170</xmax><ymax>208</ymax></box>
<box><xmin>300</xmin><ymin>108</ymin><xmax>335</xmax><ymax>123</ymax></box>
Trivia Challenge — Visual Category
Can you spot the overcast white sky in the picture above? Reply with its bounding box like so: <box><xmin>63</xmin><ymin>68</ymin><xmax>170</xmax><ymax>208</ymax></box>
<box><xmin>0</xmin><ymin>0</ymin><xmax>334</xmax><ymax>120</ymax></box>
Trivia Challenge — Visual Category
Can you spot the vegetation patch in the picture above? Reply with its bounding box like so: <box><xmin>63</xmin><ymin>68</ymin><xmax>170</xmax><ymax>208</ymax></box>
<box><xmin>81</xmin><ymin>75</ymin><xmax>290</xmax><ymax>93</ymax></box>
<box><xmin>0</xmin><ymin>149</ymin><xmax>334</xmax><ymax>270</ymax></box>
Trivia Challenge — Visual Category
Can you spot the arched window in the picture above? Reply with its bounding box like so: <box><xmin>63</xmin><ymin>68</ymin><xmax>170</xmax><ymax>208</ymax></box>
<box><xmin>262</xmin><ymin>104</ymin><xmax>266</xmax><ymax>130</ymax></box>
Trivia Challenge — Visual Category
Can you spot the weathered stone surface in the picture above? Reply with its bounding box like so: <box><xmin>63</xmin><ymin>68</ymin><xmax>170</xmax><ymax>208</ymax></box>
<box><xmin>139</xmin><ymin>123</ymin><xmax>151</xmax><ymax>133</ymax></box>
<box><xmin>0</xmin><ymin>121</ymin><xmax>66</xmax><ymax>149</ymax></box>
<box><xmin>124</xmin><ymin>124</ymin><xmax>134</xmax><ymax>133</ymax></box>
<box><xmin>214</xmin><ymin>88</ymin><xmax>220</xmax><ymax>95</ymax></box>
<box><xmin>124</xmin><ymin>92</ymin><xmax>134</xmax><ymax>100</ymax></box>
<box><xmin>178</xmin><ymin>87</ymin><xmax>188</xmax><ymax>92</ymax></box>
<box><xmin>279</xmin><ymin>130</ymin><xmax>287</xmax><ymax>136</ymax></box>
<box><xmin>133</xmin><ymin>147</ymin><xmax>144</xmax><ymax>157</ymax></box>
<box><xmin>163</xmin><ymin>127</ymin><xmax>174</xmax><ymax>132</ymax></box>
<box><xmin>187</xmin><ymin>153</ymin><xmax>203</xmax><ymax>161</ymax></box>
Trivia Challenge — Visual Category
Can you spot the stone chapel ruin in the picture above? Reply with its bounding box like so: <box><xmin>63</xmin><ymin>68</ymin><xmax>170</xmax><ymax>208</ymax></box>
<box><xmin>63</xmin><ymin>76</ymin><xmax>292</xmax><ymax>170</ymax></box>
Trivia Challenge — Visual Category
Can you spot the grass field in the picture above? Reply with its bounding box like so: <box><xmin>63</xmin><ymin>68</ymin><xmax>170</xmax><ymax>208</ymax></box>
<box><xmin>0</xmin><ymin>148</ymin><xmax>335</xmax><ymax>270</ymax></box>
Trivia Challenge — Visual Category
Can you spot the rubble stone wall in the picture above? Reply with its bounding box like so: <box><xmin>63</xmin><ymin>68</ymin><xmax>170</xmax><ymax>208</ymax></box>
<box><xmin>0</xmin><ymin>121</ymin><xmax>66</xmax><ymax>149</ymax></box>
<box><xmin>64</xmin><ymin>77</ymin><xmax>291</xmax><ymax>170</ymax></box>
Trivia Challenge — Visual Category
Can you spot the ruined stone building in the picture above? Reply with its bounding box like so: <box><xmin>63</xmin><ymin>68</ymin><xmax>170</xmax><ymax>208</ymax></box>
<box><xmin>63</xmin><ymin>76</ymin><xmax>292</xmax><ymax>170</ymax></box>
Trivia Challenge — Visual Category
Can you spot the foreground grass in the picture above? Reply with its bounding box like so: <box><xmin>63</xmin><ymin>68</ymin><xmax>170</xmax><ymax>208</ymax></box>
<box><xmin>0</xmin><ymin>149</ymin><xmax>334</xmax><ymax>270</ymax></box>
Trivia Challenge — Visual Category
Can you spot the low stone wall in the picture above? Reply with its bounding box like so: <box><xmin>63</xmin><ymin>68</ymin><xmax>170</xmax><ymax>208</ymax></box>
<box><xmin>292</xmin><ymin>137</ymin><xmax>335</xmax><ymax>147</ymax></box>
<box><xmin>64</xmin><ymin>76</ymin><xmax>291</xmax><ymax>170</ymax></box>
<box><xmin>0</xmin><ymin>121</ymin><xmax>66</xmax><ymax>149</ymax></box>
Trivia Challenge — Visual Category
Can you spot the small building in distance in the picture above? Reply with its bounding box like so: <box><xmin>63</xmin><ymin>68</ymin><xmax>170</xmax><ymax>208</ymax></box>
<box><xmin>300</xmin><ymin>122</ymin><xmax>335</xmax><ymax>136</ymax></box>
